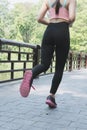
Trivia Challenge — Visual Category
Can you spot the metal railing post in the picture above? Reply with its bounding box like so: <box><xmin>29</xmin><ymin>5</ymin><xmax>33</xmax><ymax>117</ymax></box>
<box><xmin>69</xmin><ymin>52</ymin><xmax>73</xmax><ymax>71</ymax></box>
<box><xmin>33</xmin><ymin>45</ymin><xmax>40</xmax><ymax>67</ymax></box>
<box><xmin>77</xmin><ymin>53</ymin><xmax>81</xmax><ymax>69</ymax></box>
<box><xmin>85</xmin><ymin>55</ymin><xmax>87</xmax><ymax>68</ymax></box>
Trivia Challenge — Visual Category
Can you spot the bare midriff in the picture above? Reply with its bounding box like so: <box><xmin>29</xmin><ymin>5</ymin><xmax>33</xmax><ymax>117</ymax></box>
<box><xmin>50</xmin><ymin>18</ymin><xmax>69</xmax><ymax>23</ymax></box>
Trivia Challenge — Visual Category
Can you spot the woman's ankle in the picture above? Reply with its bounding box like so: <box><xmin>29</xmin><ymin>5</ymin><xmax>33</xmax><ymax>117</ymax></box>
<box><xmin>50</xmin><ymin>93</ymin><xmax>55</xmax><ymax>98</ymax></box>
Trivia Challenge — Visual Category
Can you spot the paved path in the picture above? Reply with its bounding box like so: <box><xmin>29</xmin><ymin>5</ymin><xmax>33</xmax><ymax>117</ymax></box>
<box><xmin>0</xmin><ymin>69</ymin><xmax>87</xmax><ymax>130</ymax></box>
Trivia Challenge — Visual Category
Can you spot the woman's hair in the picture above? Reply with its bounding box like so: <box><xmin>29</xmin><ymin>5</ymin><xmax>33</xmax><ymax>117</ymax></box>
<box><xmin>55</xmin><ymin>0</ymin><xmax>61</xmax><ymax>14</ymax></box>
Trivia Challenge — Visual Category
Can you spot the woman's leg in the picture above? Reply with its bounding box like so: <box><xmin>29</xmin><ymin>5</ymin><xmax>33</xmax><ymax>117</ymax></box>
<box><xmin>32</xmin><ymin>44</ymin><xmax>54</xmax><ymax>79</ymax></box>
<box><xmin>50</xmin><ymin>43</ymin><xmax>70</xmax><ymax>95</ymax></box>
<box><xmin>32</xmin><ymin>27</ymin><xmax>55</xmax><ymax>79</ymax></box>
<box><xmin>20</xmin><ymin>26</ymin><xmax>54</xmax><ymax>97</ymax></box>
<box><xmin>50</xmin><ymin>23</ymin><xmax>70</xmax><ymax>95</ymax></box>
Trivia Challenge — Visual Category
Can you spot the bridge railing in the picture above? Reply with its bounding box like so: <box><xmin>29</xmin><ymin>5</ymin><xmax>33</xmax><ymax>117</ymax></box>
<box><xmin>66</xmin><ymin>51</ymin><xmax>87</xmax><ymax>71</ymax></box>
<box><xmin>0</xmin><ymin>38</ymin><xmax>40</xmax><ymax>83</ymax></box>
<box><xmin>0</xmin><ymin>38</ymin><xmax>87</xmax><ymax>83</ymax></box>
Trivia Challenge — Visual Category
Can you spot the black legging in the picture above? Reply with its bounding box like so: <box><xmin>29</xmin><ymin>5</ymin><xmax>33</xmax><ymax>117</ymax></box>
<box><xmin>32</xmin><ymin>22</ymin><xmax>70</xmax><ymax>94</ymax></box>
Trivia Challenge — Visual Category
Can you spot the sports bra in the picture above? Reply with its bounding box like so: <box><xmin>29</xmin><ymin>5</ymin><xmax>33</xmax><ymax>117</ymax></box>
<box><xmin>47</xmin><ymin>0</ymin><xmax>69</xmax><ymax>21</ymax></box>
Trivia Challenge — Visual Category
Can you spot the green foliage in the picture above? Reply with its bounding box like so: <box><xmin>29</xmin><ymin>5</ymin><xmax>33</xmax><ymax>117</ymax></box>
<box><xmin>70</xmin><ymin>0</ymin><xmax>87</xmax><ymax>52</ymax></box>
<box><xmin>0</xmin><ymin>0</ymin><xmax>9</xmax><ymax>38</ymax></box>
<box><xmin>11</xmin><ymin>2</ymin><xmax>35</xmax><ymax>42</ymax></box>
<box><xmin>0</xmin><ymin>0</ymin><xmax>87</xmax><ymax>52</ymax></box>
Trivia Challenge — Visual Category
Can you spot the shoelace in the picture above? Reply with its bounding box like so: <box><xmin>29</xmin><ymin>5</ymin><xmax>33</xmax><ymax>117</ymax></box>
<box><xmin>32</xmin><ymin>85</ymin><xmax>36</xmax><ymax>90</ymax></box>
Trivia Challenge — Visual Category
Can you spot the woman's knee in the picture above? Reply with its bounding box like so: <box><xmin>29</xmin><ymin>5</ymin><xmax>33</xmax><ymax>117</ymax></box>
<box><xmin>42</xmin><ymin>63</ymin><xmax>50</xmax><ymax>72</ymax></box>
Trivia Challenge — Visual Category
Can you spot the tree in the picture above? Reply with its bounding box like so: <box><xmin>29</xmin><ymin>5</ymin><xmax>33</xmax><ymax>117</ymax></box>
<box><xmin>0</xmin><ymin>0</ymin><xmax>87</xmax><ymax>52</ymax></box>
<box><xmin>70</xmin><ymin>0</ymin><xmax>87</xmax><ymax>52</ymax></box>
<box><xmin>0</xmin><ymin>0</ymin><xmax>9</xmax><ymax>38</ymax></box>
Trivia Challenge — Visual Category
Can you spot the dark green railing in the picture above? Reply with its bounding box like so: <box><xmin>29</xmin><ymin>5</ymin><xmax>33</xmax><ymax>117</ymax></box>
<box><xmin>0</xmin><ymin>38</ymin><xmax>40</xmax><ymax>83</ymax></box>
<box><xmin>0</xmin><ymin>38</ymin><xmax>87</xmax><ymax>83</ymax></box>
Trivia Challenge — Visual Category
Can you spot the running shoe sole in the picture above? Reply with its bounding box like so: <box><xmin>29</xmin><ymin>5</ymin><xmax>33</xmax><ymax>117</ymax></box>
<box><xmin>20</xmin><ymin>70</ymin><xmax>32</xmax><ymax>97</ymax></box>
<box><xmin>46</xmin><ymin>99</ymin><xmax>57</xmax><ymax>108</ymax></box>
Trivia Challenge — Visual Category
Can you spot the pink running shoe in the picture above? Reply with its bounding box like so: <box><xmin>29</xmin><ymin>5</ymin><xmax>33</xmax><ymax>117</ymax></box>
<box><xmin>20</xmin><ymin>70</ymin><xmax>35</xmax><ymax>97</ymax></box>
<box><xmin>46</xmin><ymin>95</ymin><xmax>57</xmax><ymax>108</ymax></box>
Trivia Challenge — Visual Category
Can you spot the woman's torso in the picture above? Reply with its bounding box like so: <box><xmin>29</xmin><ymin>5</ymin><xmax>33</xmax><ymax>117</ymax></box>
<box><xmin>47</xmin><ymin>0</ymin><xmax>69</xmax><ymax>23</ymax></box>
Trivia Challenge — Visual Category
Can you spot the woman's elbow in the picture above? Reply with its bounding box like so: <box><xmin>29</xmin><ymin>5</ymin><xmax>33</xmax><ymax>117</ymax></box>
<box><xmin>69</xmin><ymin>16</ymin><xmax>76</xmax><ymax>23</ymax></box>
<box><xmin>37</xmin><ymin>18</ymin><xmax>40</xmax><ymax>23</ymax></box>
<box><xmin>37</xmin><ymin>17</ymin><xmax>42</xmax><ymax>23</ymax></box>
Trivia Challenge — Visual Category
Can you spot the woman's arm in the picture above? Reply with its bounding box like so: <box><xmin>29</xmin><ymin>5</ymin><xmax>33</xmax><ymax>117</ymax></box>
<box><xmin>69</xmin><ymin>0</ymin><xmax>77</xmax><ymax>25</ymax></box>
<box><xmin>37</xmin><ymin>0</ymin><xmax>50</xmax><ymax>25</ymax></box>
